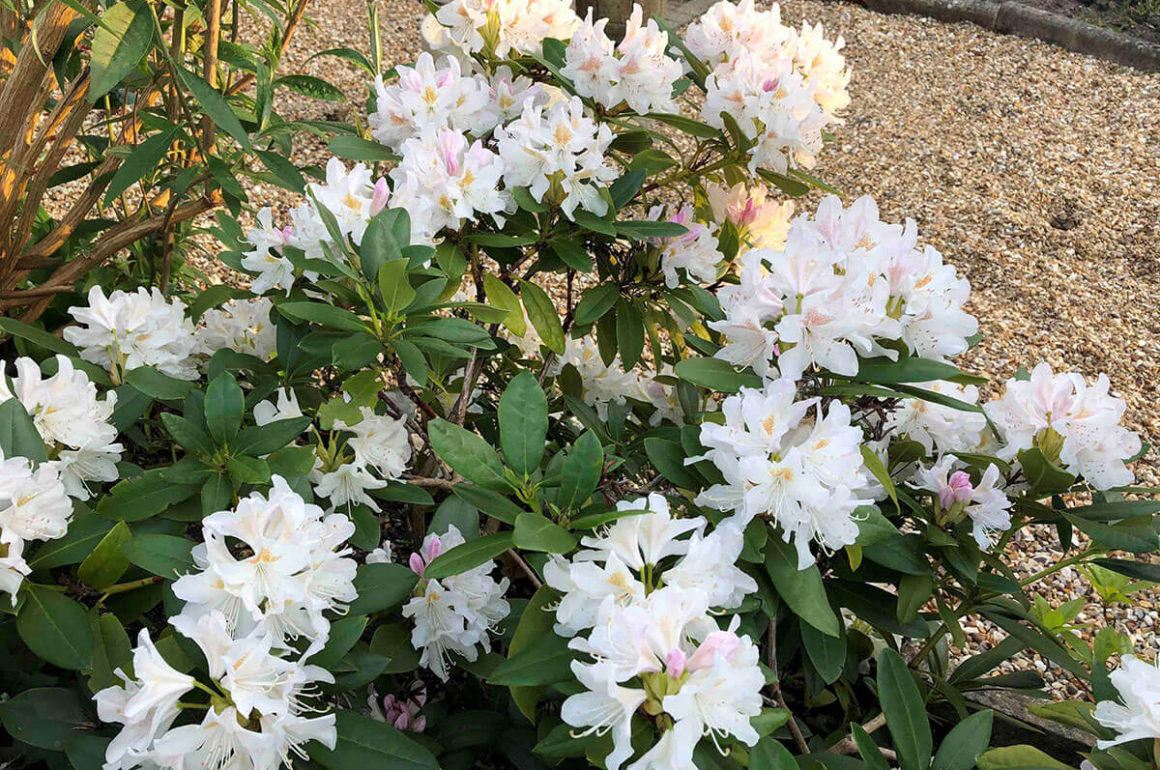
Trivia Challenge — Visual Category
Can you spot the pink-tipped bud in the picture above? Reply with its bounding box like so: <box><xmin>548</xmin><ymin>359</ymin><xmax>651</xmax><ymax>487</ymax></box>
<box><xmin>424</xmin><ymin>536</ymin><xmax>442</xmax><ymax>563</ymax></box>
<box><xmin>394</xmin><ymin>712</ymin><xmax>410</xmax><ymax>730</ymax></box>
<box><xmin>412</xmin><ymin>715</ymin><xmax>427</xmax><ymax>733</ymax></box>
<box><xmin>686</xmin><ymin>631</ymin><xmax>741</xmax><ymax>673</ymax></box>
<box><xmin>408</xmin><ymin>552</ymin><xmax>426</xmax><ymax>576</ymax></box>
<box><xmin>665</xmin><ymin>648</ymin><xmax>687</xmax><ymax>679</ymax></box>
<box><xmin>940</xmin><ymin>471</ymin><xmax>973</xmax><ymax>509</ymax></box>
<box><xmin>370</xmin><ymin>178</ymin><xmax>390</xmax><ymax>216</ymax></box>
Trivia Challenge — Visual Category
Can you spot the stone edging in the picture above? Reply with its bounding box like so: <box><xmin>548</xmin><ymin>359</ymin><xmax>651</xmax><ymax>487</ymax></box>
<box><xmin>663</xmin><ymin>0</ymin><xmax>1160</xmax><ymax>71</ymax></box>
<box><xmin>854</xmin><ymin>0</ymin><xmax>1160</xmax><ymax>71</ymax></box>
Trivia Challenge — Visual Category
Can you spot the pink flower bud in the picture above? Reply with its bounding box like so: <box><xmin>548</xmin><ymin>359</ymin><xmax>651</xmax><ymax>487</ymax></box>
<box><xmin>665</xmin><ymin>648</ymin><xmax>687</xmax><ymax>679</ymax></box>
<box><xmin>370</xmin><ymin>178</ymin><xmax>390</xmax><ymax>216</ymax></box>
<box><xmin>424</xmin><ymin>536</ymin><xmax>442</xmax><ymax>563</ymax></box>
<box><xmin>408</xmin><ymin>552</ymin><xmax>426</xmax><ymax>576</ymax></box>
<box><xmin>412</xmin><ymin>715</ymin><xmax>427</xmax><ymax>733</ymax></box>
<box><xmin>940</xmin><ymin>471</ymin><xmax>973</xmax><ymax>509</ymax></box>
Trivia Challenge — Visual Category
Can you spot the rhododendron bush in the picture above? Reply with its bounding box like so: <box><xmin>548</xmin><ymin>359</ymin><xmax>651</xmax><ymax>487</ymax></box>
<box><xmin>1</xmin><ymin>1</ymin><xmax>1157</xmax><ymax>769</ymax></box>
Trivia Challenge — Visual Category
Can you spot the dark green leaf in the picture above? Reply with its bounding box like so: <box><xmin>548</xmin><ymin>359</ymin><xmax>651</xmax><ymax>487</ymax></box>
<box><xmin>487</xmin><ymin>632</ymin><xmax>572</xmax><ymax>686</ymax></box>
<box><xmin>347</xmin><ymin>563</ymin><xmax>420</xmax><ymax>615</ymax></box>
<box><xmin>878</xmin><ymin>648</ymin><xmax>933</xmax><ymax>770</ymax></box>
<box><xmin>309</xmin><ymin>710</ymin><xmax>439</xmax><ymax>770</ymax></box>
<box><xmin>499</xmin><ymin>372</ymin><xmax>548</xmax><ymax>477</ymax></box>
<box><xmin>205</xmin><ymin>372</ymin><xmax>244</xmax><ymax>445</ymax></box>
<box><xmin>0</xmin><ymin>688</ymin><xmax>87</xmax><ymax>750</ymax></box>
<box><xmin>520</xmin><ymin>281</ymin><xmax>565</xmax><ymax>355</ymax></box>
<box><xmin>513</xmin><ymin>512</ymin><xmax>577</xmax><ymax>553</ymax></box>
<box><xmin>557</xmin><ymin>431</ymin><xmax>604</xmax><ymax>511</ymax></box>
<box><xmin>0</xmin><ymin>399</ymin><xmax>47</xmax><ymax>462</ymax></box>
<box><xmin>674</xmin><ymin>357</ymin><xmax>762</xmax><ymax>392</ymax></box>
<box><xmin>428</xmin><ymin>419</ymin><xmax>510</xmax><ymax>492</ymax></box>
<box><xmin>17</xmin><ymin>585</ymin><xmax>94</xmax><ymax>670</ymax></box>
<box><xmin>103</xmin><ymin>128</ymin><xmax>178</xmax><ymax>207</ymax></box>
<box><xmin>177</xmin><ymin>67</ymin><xmax>251</xmax><ymax>150</ymax></box>
<box><xmin>764</xmin><ymin>537</ymin><xmax>839</xmax><ymax>637</ymax></box>
<box><xmin>932</xmin><ymin>710</ymin><xmax>993</xmax><ymax>770</ymax></box>
<box><xmin>423</xmin><ymin>532</ymin><xmax>513</xmax><ymax>580</ymax></box>
<box><xmin>121</xmin><ymin>534</ymin><xmax>195</xmax><ymax>578</ymax></box>
<box><xmin>89</xmin><ymin>0</ymin><xmax>153</xmax><ymax>101</ymax></box>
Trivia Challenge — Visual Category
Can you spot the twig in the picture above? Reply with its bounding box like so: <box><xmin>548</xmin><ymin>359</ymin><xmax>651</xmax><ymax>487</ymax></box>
<box><xmin>505</xmin><ymin>549</ymin><xmax>543</xmax><ymax>588</ymax></box>
<box><xmin>828</xmin><ymin>713</ymin><xmax>888</xmax><ymax>755</ymax></box>
<box><xmin>767</xmin><ymin>617</ymin><xmax>811</xmax><ymax>754</ymax></box>
<box><xmin>402</xmin><ymin>475</ymin><xmax>457</xmax><ymax>491</ymax></box>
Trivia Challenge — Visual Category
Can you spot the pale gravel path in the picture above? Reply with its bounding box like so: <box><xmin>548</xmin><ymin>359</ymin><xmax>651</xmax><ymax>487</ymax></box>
<box><xmin>229</xmin><ymin>0</ymin><xmax>1160</xmax><ymax>691</ymax></box>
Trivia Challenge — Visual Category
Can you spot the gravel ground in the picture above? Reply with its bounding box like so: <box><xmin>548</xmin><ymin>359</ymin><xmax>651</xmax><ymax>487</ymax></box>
<box><xmin>208</xmin><ymin>0</ymin><xmax>1160</xmax><ymax>693</ymax></box>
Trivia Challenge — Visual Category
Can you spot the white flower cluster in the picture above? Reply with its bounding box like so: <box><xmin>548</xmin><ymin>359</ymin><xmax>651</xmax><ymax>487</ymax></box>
<box><xmin>172</xmin><ymin>476</ymin><xmax>358</xmax><ymax>649</ymax></box>
<box><xmin>984</xmin><ymin>363</ymin><xmax>1141</xmax><ymax>490</ymax></box>
<box><xmin>712</xmin><ymin>195</ymin><xmax>977</xmax><ymax>381</ymax></box>
<box><xmin>95</xmin><ymin>477</ymin><xmax>349</xmax><ymax>769</ymax></box>
<box><xmin>691</xmin><ymin>379</ymin><xmax>871</xmax><ymax>568</ymax></box>
<box><xmin>546</xmin><ymin>495</ymin><xmax>761</xmax><ymax>769</ymax></box>
<box><xmin>562</xmin><ymin>5</ymin><xmax>683</xmax><ymax>115</ymax></box>
<box><xmin>312</xmin><ymin>405</ymin><xmax>413</xmax><ymax>512</ymax></box>
<box><xmin>193</xmin><ymin>297</ymin><xmax>277</xmax><ymax>361</ymax></box>
<box><xmin>65</xmin><ymin>286</ymin><xmax>198</xmax><ymax>381</ymax></box>
<box><xmin>1093</xmin><ymin>654</ymin><xmax>1160</xmax><ymax>750</ymax></box>
<box><xmin>369</xmin><ymin>53</ymin><xmax>540</xmax><ymax>151</ymax></box>
<box><xmin>390</xmin><ymin>126</ymin><xmax>511</xmax><ymax>246</ymax></box>
<box><xmin>648</xmin><ymin>204</ymin><xmax>724</xmax><ymax>288</ymax></box>
<box><xmin>401</xmin><ymin>525</ymin><xmax>511</xmax><ymax>681</ymax></box>
<box><xmin>95</xmin><ymin>618</ymin><xmax>337</xmax><ymax>770</ymax></box>
<box><xmin>425</xmin><ymin>0</ymin><xmax>580</xmax><ymax>59</ymax></box>
<box><xmin>0</xmin><ymin>449</ymin><xmax>73</xmax><ymax>602</ymax></box>
<box><xmin>689</xmin><ymin>0</ymin><xmax>849</xmax><ymax>173</ymax></box>
<box><xmin>1</xmin><ymin>355</ymin><xmax>122</xmax><ymax>499</ymax></box>
<box><xmin>242</xmin><ymin>158</ymin><xmax>390</xmax><ymax>295</ymax></box>
<box><xmin>495</xmin><ymin>96</ymin><xmax>618</xmax><ymax>220</ymax></box>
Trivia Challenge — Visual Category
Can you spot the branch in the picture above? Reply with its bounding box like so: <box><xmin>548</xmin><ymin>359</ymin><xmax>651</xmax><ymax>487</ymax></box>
<box><xmin>827</xmin><ymin>713</ymin><xmax>888</xmax><ymax>756</ymax></box>
<box><xmin>767</xmin><ymin>617</ymin><xmax>811</xmax><ymax>754</ymax></box>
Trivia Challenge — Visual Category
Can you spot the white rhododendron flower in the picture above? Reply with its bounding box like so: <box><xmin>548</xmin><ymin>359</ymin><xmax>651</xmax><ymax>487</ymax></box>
<box><xmin>552</xmin><ymin>336</ymin><xmax>645</xmax><ymax>419</ymax></box>
<box><xmin>99</xmin><ymin>613</ymin><xmax>337</xmax><ymax>770</ymax></box>
<box><xmin>65</xmin><ymin>286</ymin><xmax>198</xmax><ymax>380</ymax></box>
<box><xmin>173</xmin><ymin>476</ymin><xmax>357</xmax><ymax>648</ymax></box>
<box><xmin>253</xmin><ymin>387</ymin><xmax>303</xmax><ymax>426</ymax></box>
<box><xmin>0</xmin><ymin>450</ymin><xmax>72</xmax><ymax>602</ymax></box>
<box><xmin>429</xmin><ymin>0</ymin><xmax>579</xmax><ymax>59</ymax></box>
<box><xmin>1093</xmin><ymin>654</ymin><xmax>1160</xmax><ymax>749</ymax></box>
<box><xmin>0</xmin><ymin>355</ymin><xmax>122</xmax><ymax>499</ymax></box>
<box><xmin>647</xmin><ymin>204</ymin><xmax>723</xmax><ymax>288</ymax></box>
<box><xmin>563</xmin><ymin>5</ymin><xmax>682</xmax><ymax>114</ymax></box>
<box><xmin>390</xmin><ymin>126</ymin><xmax>510</xmax><ymax>245</ymax></box>
<box><xmin>691</xmin><ymin>378</ymin><xmax>871</xmax><ymax>569</ymax></box>
<box><xmin>193</xmin><ymin>297</ymin><xmax>277</xmax><ymax>361</ymax></box>
<box><xmin>549</xmin><ymin>496</ymin><xmax>762</xmax><ymax>769</ymax></box>
<box><xmin>402</xmin><ymin>525</ymin><xmax>511</xmax><ymax>680</ymax></box>
<box><xmin>369</xmin><ymin>52</ymin><xmax>492</xmax><ymax>151</ymax></box>
<box><xmin>882</xmin><ymin>380</ymin><xmax>988</xmax><ymax>455</ymax></box>
<box><xmin>335</xmin><ymin>405</ymin><xmax>412</xmax><ymax>481</ymax></box>
<box><xmin>984</xmin><ymin>363</ymin><xmax>1140</xmax><ymax>490</ymax></box>
<box><xmin>495</xmin><ymin>96</ymin><xmax>617</xmax><ymax>220</ymax></box>
<box><xmin>711</xmin><ymin>195</ymin><xmax>977</xmax><ymax>380</ymax></box>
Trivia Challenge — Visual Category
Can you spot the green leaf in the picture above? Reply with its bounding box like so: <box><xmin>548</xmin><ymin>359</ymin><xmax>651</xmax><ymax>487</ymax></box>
<box><xmin>877</xmin><ymin>648</ymin><xmax>933</xmax><ymax>770</ymax></box>
<box><xmin>749</xmin><ymin>738</ymin><xmax>797</xmax><ymax>770</ymax></box>
<box><xmin>96</xmin><ymin>469</ymin><xmax>197</xmax><ymax>522</ymax></box>
<box><xmin>644</xmin><ymin>438</ymin><xmax>703</xmax><ymax>490</ymax></box>
<box><xmin>451</xmin><ymin>484</ymin><xmax>521</xmax><ymax>525</ymax></box>
<box><xmin>311</xmin><ymin>616</ymin><xmax>368</xmax><ymax>669</ymax></box>
<box><xmin>256</xmin><ymin>150</ymin><xmax>306</xmax><ymax>192</ymax></box>
<box><xmin>364</xmin><ymin>210</ymin><xmax>412</xmax><ymax>282</ymax></box>
<box><xmin>430</xmin><ymin>496</ymin><xmax>479</xmax><ymax>541</ymax></box>
<box><xmin>423</xmin><ymin>532</ymin><xmax>513</xmax><ymax>580</ymax></box>
<box><xmin>121</xmin><ymin>534</ymin><xmax>195</xmax><ymax>578</ymax></box>
<box><xmin>233</xmin><ymin>417</ymin><xmax>311</xmax><ymax>457</ymax></box>
<box><xmin>975</xmin><ymin>746</ymin><xmax>1069</xmax><ymax>770</ymax></box>
<box><xmin>177</xmin><ymin>67</ymin><xmax>252</xmax><ymax>151</ymax></box>
<box><xmin>0</xmin><ymin>688</ymin><xmax>87</xmax><ymax>750</ymax></box>
<box><xmin>483</xmin><ymin>275</ymin><xmax>526</xmax><ymax>337</ymax></box>
<box><xmin>932</xmin><ymin>710</ymin><xmax>993</xmax><ymax>770</ymax></box>
<box><xmin>855</xmin><ymin>357</ymin><xmax>983</xmax><ymax>385</ymax></box>
<box><xmin>0</xmin><ymin>318</ymin><xmax>80</xmax><ymax>356</ymax></box>
<box><xmin>674</xmin><ymin>357</ymin><xmax>762</xmax><ymax>393</ymax></box>
<box><xmin>499</xmin><ymin>372</ymin><xmax>548</xmax><ymax>477</ymax></box>
<box><xmin>77</xmin><ymin>520</ymin><xmax>132</xmax><ymax>590</ymax></box>
<box><xmin>520</xmin><ymin>280</ymin><xmax>565</xmax><ymax>355</ymax></box>
<box><xmin>615</xmin><ymin>300</ymin><xmax>644</xmax><ymax>368</ymax></box>
<box><xmin>160</xmin><ymin>413</ymin><xmax>213</xmax><ymax>455</ymax></box>
<box><xmin>103</xmin><ymin>128</ymin><xmax>178</xmax><ymax>207</ymax></box>
<box><xmin>0</xmin><ymin>399</ymin><xmax>48</xmax><ymax>462</ymax></box>
<box><xmin>89</xmin><ymin>0</ymin><xmax>153</xmax><ymax>101</ymax></box>
<box><xmin>573</xmin><ymin>284</ymin><xmax>620</xmax><ymax>326</ymax></box>
<box><xmin>89</xmin><ymin>612</ymin><xmax>133</xmax><ymax>693</ymax></box>
<box><xmin>309</xmin><ymin>710</ymin><xmax>439</xmax><ymax>770</ymax></box>
<box><xmin>507</xmin><ymin>585</ymin><xmax>560</xmax><ymax>720</ymax></box>
<box><xmin>513</xmin><ymin>512</ymin><xmax>577</xmax><ymax>553</ymax></box>
<box><xmin>614</xmin><ymin>220</ymin><xmax>689</xmax><ymax>240</ymax></box>
<box><xmin>124</xmin><ymin>365</ymin><xmax>195</xmax><ymax>401</ymax></box>
<box><xmin>802</xmin><ymin>618</ymin><xmax>846</xmax><ymax>684</ymax></box>
<box><xmin>306</xmin><ymin>47</ymin><xmax>375</xmax><ymax>74</ymax></box>
<box><xmin>557</xmin><ymin>431</ymin><xmax>604</xmax><ymax>511</ymax></box>
<box><xmin>328</xmin><ymin>135</ymin><xmax>399</xmax><ymax>162</ymax></box>
<box><xmin>227</xmin><ymin>455</ymin><xmax>271</xmax><ymax>484</ymax></box>
<box><xmin>487</xmin><ymin>632</ymin><xmax>572</xmax><ymax>686</ymax></box>
<box><xmin>347</xmin><ymin>563</ymin><xmax>420</xmax><ymax>615</ymax></box>
<box><xmin>850</xmin><ymin>723</ymin><xmax>890</xmax><ymax>770</ymax></box>
<box><xmin>428</xmin><ymin>419</ymin><xmax>510</xmax><ymax>492</ymax></box>
<box><xmin>549</xmin><ymin>238</ymin><xmax>593</xmax><ymax>272</ymax></box>
<box><xmin>1092</xmin><ymin>558</ymin><xmax>1160</xmax><ymax>583</ymax></box>
<box><xmin>276</xmin><ymin>74</ymin><xmax>347</xmax><ymax>101</ymax></box>
<box><xmin>17</xmin><ymin>585</ymin><xmax>94</xmax><ymax>670</ymax></box>
<box><xmin>277</xmin><ymin>301</ymin><xmax>368</xmax><ymax>333</ymax></box>
<box><xmin>1016</xmin><ymin>448</ymin><xmax>1076</xmax><ymax>495</ymax></box>
<box><xmin>861</xmin><ymin>445</ymin><xmax>898</xmax><ymax>512</ymax></box>
<box><xmin>205</xmin><ymin>372</ymin><xmax>244</xmax><ymax>445</ymax></box>
<box><xmin>1065</xmin><ymin>513</ymin><xmax>1158</xmax><ymax>553</ymax></box>
<box><xmin>764</xmin><ymin>536</ymin><xmax>839</xmax><ymax>637</ymax></box>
